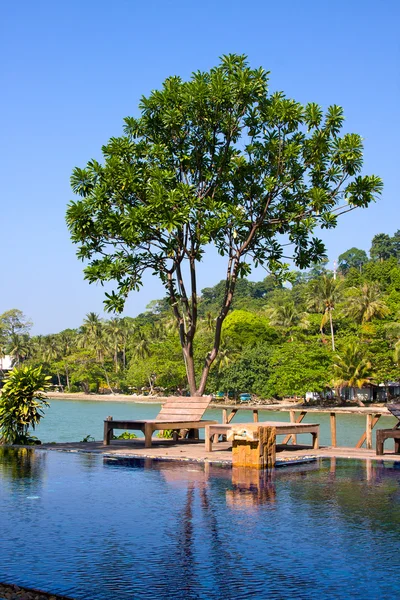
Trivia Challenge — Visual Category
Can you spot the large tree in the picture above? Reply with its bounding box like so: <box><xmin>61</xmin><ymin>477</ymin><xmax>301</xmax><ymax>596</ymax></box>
<box><xmin>338</xmin><ymin>247</ymin><xmax>368</xmax><ymax>274</ymax></box>
<box><xmin>370</xmin><ymin>233</ymin><xmax>395</xmax><ymax>262</ymax></box>
<box><xmin>66</xmin><ymin>54</ymin><xmax>382</xmax><ymax>395</ymax></box>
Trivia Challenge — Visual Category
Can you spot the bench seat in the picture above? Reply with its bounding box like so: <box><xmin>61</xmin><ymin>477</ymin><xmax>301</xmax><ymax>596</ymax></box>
<box><xmin>205</xmin><ymin>421</ymin><xmax>320</xmax><ymax>452</ymax></box>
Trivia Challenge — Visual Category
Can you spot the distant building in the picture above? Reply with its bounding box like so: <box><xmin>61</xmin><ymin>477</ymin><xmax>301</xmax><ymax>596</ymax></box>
<box><xmin>0</xmin><ymin>355</ymin><xmax>13</xmax><ymax>371</ymax></box>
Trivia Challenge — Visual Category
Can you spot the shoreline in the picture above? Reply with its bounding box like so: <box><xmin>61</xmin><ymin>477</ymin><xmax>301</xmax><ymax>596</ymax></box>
<box><xmin>47</xmin><ymin>392</ymin><xmax>390</xmax><ymax>413</ymax></box>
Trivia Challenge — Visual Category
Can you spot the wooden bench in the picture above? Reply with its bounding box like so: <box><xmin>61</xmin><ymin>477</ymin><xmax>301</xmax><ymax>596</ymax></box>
<box><xmin>376</xmin><ymin>403</ymin><xmax>400</xmax><ymax>456</ymax></box>
<box><xmin>103</xmin><ymin>395</ymin><xmax>217</xmax><ymax>448</ymax></box>
<box><xmin>205</xmin><ymin>421</ymin><xmax>320</xmax><ymax>452</ymax></box>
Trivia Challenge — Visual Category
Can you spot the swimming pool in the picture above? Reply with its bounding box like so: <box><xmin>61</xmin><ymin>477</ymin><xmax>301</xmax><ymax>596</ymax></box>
<box><xmin>1</xmin><ymin>448</ymin><xmax>399</xmax><ymax>599</ymax></box>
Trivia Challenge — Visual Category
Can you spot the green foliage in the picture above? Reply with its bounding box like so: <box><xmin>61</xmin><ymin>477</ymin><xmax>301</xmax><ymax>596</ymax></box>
<box><xmin>370</xmin><ymin>233</ymin><xmax>396</xmax><ymax>262</ymax></box>
<box><xmin>264</xmin><ymin>341</ymin><xmax>332</xmax><ymax>398</ymax></box>
<box><xmin>80</xmin><ymin>434</ymin><xmax>95</xmax><ymax>442</ymax></box>
<box><xmin>332</xmin><ymin>343</ymin><xmax>373</xmax><ymax>391</ymax></box>
<box><xmin>0</xmin><ymin>366</ymin><xmax>51</xmax><ymax>445</ymax></box>
<box><xmin>222</xmin><ymin>310</ymin><xmax>279</xmax><ymax>348</ymax></box>
<box><xmin>5</xmin><ymin>237</ymin><xmax>400</xmax><ymax>402</ymax></box>
<box><xmin>156</xmin><ymin>430</ymin><xmax>174</xmax><ymax>439</ymax></box>
<box><xmin>338</xmin><ymin>247</ymin><xmax>368</xmax><ymax>275</ymax></box>
<box><xmin>112</xmin><ymin>432</ymin><xmax>138</xmax><ymax>439</ymax></box>
<box><xmin>216</xmin><ymin>343</ymin><xmax>273</xmax><ymax>395</ymax></box>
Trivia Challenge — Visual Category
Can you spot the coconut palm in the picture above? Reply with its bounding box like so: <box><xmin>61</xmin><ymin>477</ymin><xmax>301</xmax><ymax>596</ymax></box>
<box><xmin>214</xmin><ymin>346</ymin><xmax>233</xmax><ymax>373</ymax></box>
<box><xmin>266</xmin><ymin>301</ymin><xmax>308</xmax><ymax>342</ymax></box>
<box><xmin>307</xmin><ymin>275</ymin><xmax>342</xmax><ymax>351</ymax></box>
<box><xmin>132</xmin><ymin>332</ymin><xmax>151</xmax><ymax>360</ymax></box>
<box><xmin>344</xmin><ymin>283</ymin><xmax>389</xmax><ymax>324</ymax></box>
<box><xmin>43</xmin><ymin>335</ymin><xmax>63</xmax><ymax>390</ymax></box>
<box><xmin>7</xmin><ymin>333</ymin><xmax>31</xmax><ymax>366</ymax></box>
<box><xmin>58</xmin><ymin>330</ymin><xmax>77</xmax><ymax>389</ymax></box>
<box><xmin>106</xmin><ymin>317</ymin><xmax>126</xmax><ymax>372</ymax></box>
<box><xmin>332</xmin><ymin>342</ymin><xmax>373</xmax><ymax>405</ymax></box>
<box><xmin>79</xmin><ymin>313</ymin><xmax>114</xmax><ymax>393</ymax></box>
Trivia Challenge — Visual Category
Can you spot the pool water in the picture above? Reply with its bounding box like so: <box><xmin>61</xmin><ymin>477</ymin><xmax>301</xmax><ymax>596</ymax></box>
<box><xmin>1</xmin><ymin>449</ymin><xmax>400</xmax><ymax>599</ymax></box>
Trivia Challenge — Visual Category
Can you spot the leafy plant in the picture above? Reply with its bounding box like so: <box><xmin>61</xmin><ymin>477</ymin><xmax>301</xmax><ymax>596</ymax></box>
<box><xmin>112</xmin><ymin>431</ymin><xmax>138</xmax><ymax>439</ymax></box>
<box><xmin>156</xmin><ymin>429</ymin><xmax>174</xmax><ymax>439</ymax></box>
<box><xmin>80</xmin><ymin>434</ymin><xmax>95</xmax><ymax>442</ymax></box>
<box><xmin>0</xmin><ymin>365</ymin><xmax>51</xmax><ymax>445</ymax></box>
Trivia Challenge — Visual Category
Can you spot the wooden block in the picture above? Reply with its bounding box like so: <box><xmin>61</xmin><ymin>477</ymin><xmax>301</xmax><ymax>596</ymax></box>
<box><xmin>231</xmin><ymin>426</ymin><xmax>276</xmax><ymax>469</ymax></box>
<box><xmin>227</xmin><ymin>423</ymin><xmax>261</xmax><ymax>442</ymax></box>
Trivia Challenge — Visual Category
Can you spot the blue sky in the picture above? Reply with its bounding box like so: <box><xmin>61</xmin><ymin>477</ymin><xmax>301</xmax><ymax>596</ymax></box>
<box><xmin>1</xmin><ymin>0</ymin><xmax>398</xmax><ymax>335</ymax></box>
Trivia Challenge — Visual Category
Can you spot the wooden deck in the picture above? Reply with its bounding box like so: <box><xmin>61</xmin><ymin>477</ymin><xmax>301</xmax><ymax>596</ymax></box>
<box><xmin>34</xmin><ymin>437</ymin><xmax>400</xmax><ymax>464</ymax></box>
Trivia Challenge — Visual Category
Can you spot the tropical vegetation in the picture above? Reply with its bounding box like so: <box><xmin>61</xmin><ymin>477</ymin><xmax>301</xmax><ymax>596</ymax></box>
<box><xmin>1</xmin><ymin>232</ymin><xmax>400</xmax><ymax>401</ymax></box>
<box><xmin>0</xmin><ymin>365</ymin><xmax>51</xmax><ymax>444</ymax></box>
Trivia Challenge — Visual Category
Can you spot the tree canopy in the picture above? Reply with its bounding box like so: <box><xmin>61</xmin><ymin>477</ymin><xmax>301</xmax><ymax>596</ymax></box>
<box><xmin>66</xmin><ymin>54</ymin><xmax>382</xmax><ymax>394</ymax></box>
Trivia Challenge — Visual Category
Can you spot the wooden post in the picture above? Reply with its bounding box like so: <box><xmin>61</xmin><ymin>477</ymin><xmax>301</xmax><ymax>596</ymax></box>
<box><xmin>222</xmin><ymin>409</ymin><xmax>227</xmax><ymax>424</ymax></box>
<box><xmin>103</xmin><ymin>416</ymin><xmax>113</xmax><ymax>446</ymax></box>
<box><xmin>366</xmin><ymin>413</ymin><xmax>373</xmax><ymax>450</ymax></box>
<box><xmin>253</xmin><ymin>410</ymin><xmax>259</xmax><ymax>422</ymax></box>
<box><xmin>330</xmin><ymin>412</ymin><xmax>337</xmax><ymax>448</ymax></box>
<box><xmin>282</xmin><ymin>411</ymin><xmax>306</xmax><ymax>444</ymax></box>
<box><xmin>289</xmin><ymin>410</ymin><xmax>296</xmax><ymax>445</ymax></box>
<box><xmin>355</xmin><ymin>414</ymin><xmax>381</xmax><ymax>448</ymax></box>
<box><xmin>144</xmin><ymin>423</ymin><xmax>153</xmax><ymax>448</ymax></box>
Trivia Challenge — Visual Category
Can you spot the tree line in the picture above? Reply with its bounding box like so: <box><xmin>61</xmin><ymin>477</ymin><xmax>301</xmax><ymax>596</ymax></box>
<box><xmin>1</xmin><ymin>232</ymin><xmax>400</xmax><ymax>401</ymax></box>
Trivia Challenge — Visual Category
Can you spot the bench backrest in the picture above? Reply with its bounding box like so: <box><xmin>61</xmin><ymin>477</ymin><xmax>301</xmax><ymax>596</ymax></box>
<box><xmin>387</xmin><ymin>404</ymin><xmax>400</xmax><ymax>421</ymax></box>
<box><xmin>156</xmin><ymin>395</ymin><xmax>212</xmax><ymax>422</ymax></box>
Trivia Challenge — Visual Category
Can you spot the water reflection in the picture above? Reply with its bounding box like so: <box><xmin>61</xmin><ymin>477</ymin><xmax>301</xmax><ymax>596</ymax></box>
<box><xmin>226</xmin><ymin>467</ymin><xmax>276</xmax><ymax>508</ymax></box>
<box><xmin>0</xmin><ymin>447</ymin><xmax>46</xmax><ymax>482</ymax></box>
<box><xmin>1</xmin><ymin>451</ymin><xmax>400</xmax><ymax>599</ymax></box>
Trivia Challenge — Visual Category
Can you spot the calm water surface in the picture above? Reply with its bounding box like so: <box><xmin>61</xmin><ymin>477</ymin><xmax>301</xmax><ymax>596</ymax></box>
<box><xmin>0</xmin><ymin>449</ymin><xmax>399</xmax><ymax>599</ymax></box>
<box><xmin>35</xmin><ymin>398</ymin><xmax>396</xmax><ymax>447</ymax></box>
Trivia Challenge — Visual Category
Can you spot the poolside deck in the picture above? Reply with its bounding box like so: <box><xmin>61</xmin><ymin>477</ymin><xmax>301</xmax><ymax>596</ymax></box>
<box><xmin>36</xmin><ymin>438</ymin><xmax>400</xmax><ymax>465</ymax></box>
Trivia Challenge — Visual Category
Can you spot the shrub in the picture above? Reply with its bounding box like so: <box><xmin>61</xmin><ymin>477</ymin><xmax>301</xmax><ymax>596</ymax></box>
<box><xmin>0</xmin><ymin>366</ymin><xmax>51</xmax><ymax>445</ymax></box>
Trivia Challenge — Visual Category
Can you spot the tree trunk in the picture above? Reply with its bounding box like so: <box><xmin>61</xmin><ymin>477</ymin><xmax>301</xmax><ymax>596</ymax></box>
<box><xmin>102</xmin><ymin>363</ymin><xmax>115</xmax><ymax>395</ymax></box>
<box><xmin>148</xmin><ymin>375</ymin><xmax>154</xmax><ymax>395</ymax></box>
<box><xmin>183</xmin><ymin>347</ymin><xmax>197</xmax><ymax>396</ymax></box>
<box><xmin>64</xmin><ymin>364</ymin><xmax>70</xmax><ymax>389</ymax></box>
<box><xmin>329</xmin><ymin>310</ymin><xmax>335</xmax><ymax>351</ymax></box>
<box><xmin>56</xmin><ymin>370</ymin><xmax>63</xmax><ymax>392</ymax></box>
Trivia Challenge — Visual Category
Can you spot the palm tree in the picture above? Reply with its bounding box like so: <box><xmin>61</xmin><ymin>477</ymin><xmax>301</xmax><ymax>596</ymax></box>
<box><xmin>80</xmin><ymin>313</ymin><xmax>114</xmax><ymax>393</ymax></box>
<box><xmin>266</xmin><ymin>301</ymin><xmax>308</xmax><ymax>342</ymax></box>
<box><xmin>43</xmin><ymin>334</ymin><xmax>63</xmax><ymax>390</ymax></box>
<box><xmin>58</xmin><ymin>331</ymin><xmax>77</xmax><ymax>389</ymax></box>
<box><xmin>106</xmin><ymin>318</ymin><xmax>125</xmax><ymax>373</ymax></box>
<box><xmin>132</xmin><ymin>332</ymin><xmax>151</xmax><ymax>360</ymax></box>
<box><xmin>214</xmin><ymin>346</ymin><xmax>233</xmax><ymax>373</ymax></box>
<box><xmin>332</xmin><ymin>342</ymin><xmax>373</xmax><ymax>405</ymax></box>
<box><xmin>344</xmin><ymin>283</ymin><xmax>389</xmax><ymax>324</ymax></box>
<box><xmin>7</xmin><ymin>333</ymin><xmax>31</xmax><ymax>366</ymax></box>
<box><xmin>307</xmin><ymin>275</ymin><xmax>342</xmax><ymax>351</ymax></box>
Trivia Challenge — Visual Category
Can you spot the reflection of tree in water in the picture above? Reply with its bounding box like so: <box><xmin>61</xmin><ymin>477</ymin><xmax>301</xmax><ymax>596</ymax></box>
<box><xmin>0</xmin><ymin>447</ymin><xmax>47</xmax><ymax>483</ymax></box>
<box><xmin>159</xmin><ymin>463</ymin><xmax>279</xmax><ymax>598</ymax></box>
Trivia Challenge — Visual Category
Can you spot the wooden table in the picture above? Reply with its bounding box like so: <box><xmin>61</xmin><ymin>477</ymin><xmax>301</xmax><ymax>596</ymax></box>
<box><xmin>218</xmin><ymin>405</ymin><xmax>394</xmax><ymax>450</ymax></box>
<box><xmin>205</xmin><ymin>421</ymin><xmax>320</xmax><ymax>452</ymax></box>
<box><xmin>376</xmin><ymin>429</ymin><xmax>400</xmax><ymax>455</ymax></box>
